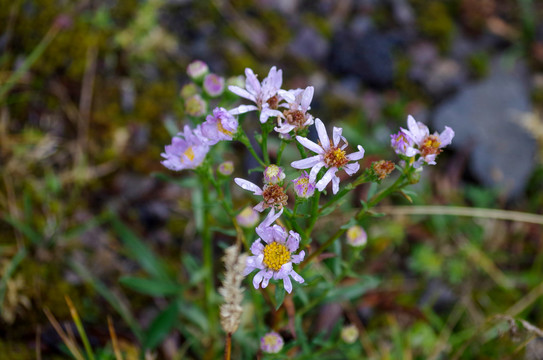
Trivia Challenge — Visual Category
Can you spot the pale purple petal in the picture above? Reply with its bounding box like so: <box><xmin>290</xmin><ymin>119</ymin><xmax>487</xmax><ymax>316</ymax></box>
<box><xmin>245</xmin><ymin>68</ymin><xmax>261</xmax><ymax>96</ymax></box>
<box><xmin>229</xmin><ymin>104</ymin><xmax>258</xmax><ymax>115</ymax></box>
<box><xmin>260</xmin><ymin>271</ymin><xmax>272</xmax><ymax>288</ymax></box>
<box><xmin>291</xmin><ymin>250</ymin><xmax>305</xmax><ymax>264</ymax></box>
<box><xmin>309</xmin><ymin>162</ymin><xmax>325</xmax><ymax>183</ymax></box>
<box><xmin>346</xmin><ymin>145</ymin><xmax>365</xmax><ymax>161</ymax></box>
<box><xmin>250</xmin><ymin>241</ymin><xmax>264</xmax><ymax>256</ymax></box>
<box><xmin>332</xmin><ymin>126</ymin><xmax>344</xmax><ymax>147</ymax></box>
<box><xmin>296</xmin><ymin>136</ymin><xmax>324</xmax><ymax>154</ymax></box>
<box><xmin>315</xmin><ymin>118</ymin><xmax>330</xmax><ymax>150</ymax></box>
<box><xmin>291</xmin><ymin>155</ymin><xmax>322</xmax><ymax>169</ymax></box>
<box><xmin>278</xmin><ymin>89</ymin><xmax>296</xmax><ymax>103</ymax></box>
<box><xmin>282</xmin><ymin>276</ymin><xmax>293</xmax><ymax>293</ymax></box>
<box><xmin>228</xmin><ymin>85</ymin><xmax>256</xmax><ymax>102</ymax></box>
<box><xmin>253</xmin><ymin>270</ymin><xmax>265</xmax><ymax>289</ymax></box>
<box><xmin>406</xmin><ymin>115</ymin><xmax>422</xmax><ymax>142</ymax></box>
<box><xmin>331</xmin><ymin>175</ymin><xmax>340</xmax><ymax>194</ymax></box>
<box><xmin>286</xmin><ymin>231</ymin><xmax>301</xmax><ymax>252</ymax></box>
<box><xmin>235</xmin><ymin>178</ymin><xmax>262</xmax><ymax>194</ymax></box>
<box><xmin>253</xmin><ymin>202</ymin><xmax>266</xmax><ymax>212</ymax></box>
<box><xmin>316</xmin><ymin>167</ymin><xmax>337</xmax><ymax>191</ymax></box>
<box><xmin>301</xmin><ymin>86</ymin><xmax>314</xmax><ymax>111</ymax></box>
<box><xmin>289</xmin><ymin>269</ymin><xmax>304</xmax><ymax>284</ymax></box>
<box><xmin>343</xmin><ymin>162</ymin><xmax>360</xmax><ymax>176</ymax></box>
<box><xmin>275</xmin><ymin>262</ymin><xmax>293</xmax><ymax>280</ymax></box>
<box><xmin>439</xmin><ymin>126</ymin><xmax>454</xmax><ymax>147</ymax></box>
<box><xmin>274</xmin><ymin>123</ymin><xmax>297</xmax><ymax>134</ymax></box>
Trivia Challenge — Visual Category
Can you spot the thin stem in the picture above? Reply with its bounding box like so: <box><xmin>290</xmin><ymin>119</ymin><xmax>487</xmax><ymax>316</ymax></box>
<box><xmin>224</xmin><ymin>333</ymin><xmax>232</xmax><ymax>360</ymax></box>
<box><xmin>200</xmin><ymin>174</ymin><xmax>216</xmax><ymax>328</ymax></box>
<box><xmin>304</xmin><ymin>191</ymin><xmax>320</xmax><ymax>243</ymax></box>
<box><xmin>238</xmin><ymin>132</ymin><xmax>266</xmax><ymax>167</ymax></box>
<box><xmin>276</xmin><ymin>139</ymin><xmax>287</xmax><ymax>164</ymax></box>
<box><xmin>319</xmin><ymin>173</ymin><xmax>370</xmax><ymax>214</ymax></box>
<box><xmin>296</xmin><ymin>141</ymin><xmax>307</xmax><ymax>159</ymax></box>
<box><xmin>261</xmin><ymin>125</ymin><xmax>270</xmax><ymax>165</ymax></box>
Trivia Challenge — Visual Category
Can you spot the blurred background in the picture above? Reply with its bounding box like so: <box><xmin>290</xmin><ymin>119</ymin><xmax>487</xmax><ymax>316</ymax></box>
<box><xmin>1</xmin><ymin>0</ymin><xmax>543</xmax><ymax>358</ymax></box>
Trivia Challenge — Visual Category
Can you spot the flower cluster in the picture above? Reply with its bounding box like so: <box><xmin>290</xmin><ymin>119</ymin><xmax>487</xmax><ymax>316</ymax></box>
<box><xmin>391</xmin><ymin>115</ymin><xmax>454</xmax><ymax>168</ymax></box>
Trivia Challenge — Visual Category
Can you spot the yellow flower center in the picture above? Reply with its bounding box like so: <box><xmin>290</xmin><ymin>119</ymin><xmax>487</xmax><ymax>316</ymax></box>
<box><xmin>323</xmin><ymin>146</ymin><xmax>348</xmax><ymax>168</ymax></box>
<box><xmin>263</xmin><ymin>242</ymin><xmax>291</xmax><ymax>271</ymax></box>
<box><xmin>420</xmin><ymin>135</ymin><xmax>442</xmax><ymax>157</ymax></box>
<box><xmin>181</xmin><ymin>146</ymin><xmax>195</xmax><ymax>163</ymax></box>
<box><xmin>217</xmin><ymin>120</ymin><xmax>232</xmax><ymax>136</ymax></box>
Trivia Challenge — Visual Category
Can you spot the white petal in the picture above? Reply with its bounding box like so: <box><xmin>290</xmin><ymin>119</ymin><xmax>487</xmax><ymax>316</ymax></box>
<box><xmin>229</xmin><ymin>104</ymin><xmax>258</xmax><ymax>115</ymax></box>
<box><xmin>291</xmin><ymin>250</ymin><xmax>305</xmax><ymax>264</ymax></box>
<box><xmin>278</xmin><ymin>89</ymin><xmax>296</xmax><ymax>103</ymax></box>
<box><xmin>253</xmin><ymin>202</ymin><xmax>266</xmax><ymax>212</ymax></box>
<box><xmin>235</xmin><ymin>178</ymin><xmax>262</xmax><ymax>194</ymax></box>
<box><xmin>291</xmin><ymin>155</ymin><xmax>322</xmax><ymax>169</ymax></box>
<box><xmin>344</xmin><ymin>162</ymin><xmax>360</xmax><ymax>176</ymax></box>
<box><xmin>283</xmin><ymin>275</ymin><xmax>293</xmax><ymax>293</ymax></box>
<box><xmin>262</xmin><ymin>208</ymin><xmax>283</xmax><ymax>227</ymax></box>
<box><xmin>315</xmin><ymin>118</ymin><xmax>330</xmax><ymax>150</ymax></box>
<box><xmin>347</xmin><ymin>145</ymin><xmax>365</xmax><ymax>161</ymax></box>
<box><xmin>309</xmin><ymin>162</ymin><xmax>325</xmax><ymax>183</ymax></box>
<box><xmin>289</xmin><ymin>269</ymin><xmax>304</xmax><ymax>284</ymax></box>
<box><xmin>439</xmin><ymin>126</ymin><xmax>455</xmax><ymax>147</ymax></box>
<box><xmin>253</xmin><ymin>270</ymin><xmax>264</xmax><ymax>289</ymax></box>
<box><xmin>301</xmin><ymin>86</ymin><xmax>314</xmax><ymax>111</ymax></box>
<box><xmin>332</xmin><ymin>175</ymin><xmax>340</xmax><ymax>194</ymax></box>
<box><xmin>407</xmin><ymin>115</ymin><xmax>421</xmax><ymax>140</ymax></box>
<box><xmin>274</xmin><ymin>123</ymin><xmax>296</xmax><ymax>134</ymax></box>
<box><xmin>316</xmin><ymin>167</ymin><xmax>337</xmax><ymax>191</ymax></box>
<box><xmin>228</xmin><ymin>86</ymin><xmax>256</xmax><ymax>102</ymax></box>
<box><xmin>296</xmin><ymin>136</ymin><xmax>324</xmax><ymax>154</ymax></box>
<box><xmin>245</xmin><ymin>68</ymin><xmax>261</xmax><ymax>95</ymax></box>
<box><xmin>332</xmin><ymin>126</ymin><xmax>343</xmax><ymax>147</ymax></box>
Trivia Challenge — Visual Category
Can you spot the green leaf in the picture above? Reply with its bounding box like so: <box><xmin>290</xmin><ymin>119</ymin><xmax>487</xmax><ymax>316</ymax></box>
<box><xmin>143</xmin><ymin>302</ymin><xmax>179</xmax><ymax>350</ymax></box>
<box><xmin>178</xmin><ymin>303</ymin><xmax>209</xmax><ymax>333</ymax></box>
<box><xmin>0</xmin><ymin>247</ymin><xmax>27</xmax><ymax>309</ymax></box>
<box><xmin>366</xmin><ymin>182</ymin><xmax>379</xmax><ymax>201</ymax></box>
<box><xmin>119</xmin><ymin>276</ymin><xmax>181</xmax><ymax>296</ymax></box>
<box><xmin>110</xmin><ymin>216</ymin><xmax>170</xmax><ymax>280</ymax></box>
<box><xmin>3</xmin><ymin>216</ymin><xmax>41</xmax><ymax>244</ymax></box>
<box><xmin>275</xmin><ymin>285</ymin><xmax>286</xmax><ymax>310</ymax></box>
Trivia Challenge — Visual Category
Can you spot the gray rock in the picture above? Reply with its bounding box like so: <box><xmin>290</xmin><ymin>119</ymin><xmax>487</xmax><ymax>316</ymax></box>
<box><xmin>433</xmin><ymin>57</ymin><xmax>536</xmax><ymax>198</ymax></box>
<box><xmin>526</xmin><ymin>337</ymin><xmax>543</xmax><ymax>360</ymax></box>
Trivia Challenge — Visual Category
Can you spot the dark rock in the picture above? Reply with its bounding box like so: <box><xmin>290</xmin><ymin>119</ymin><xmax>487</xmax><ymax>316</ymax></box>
<box><xmin>288</xmin><ymin>26</ymin><xmax>329</xmax><ymax>62</ymax></box>
<box><xmin>433</xmin><ymin>57</ymin><xmax>536</xmax><ymax>199</ymax></box>
<box><xmin>329</xmin><ymin>26</ymin><xmax>395</xmax><ymax>89</ymax></box>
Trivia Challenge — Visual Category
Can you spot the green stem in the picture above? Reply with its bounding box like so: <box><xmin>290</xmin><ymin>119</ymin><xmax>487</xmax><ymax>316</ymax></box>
<box><xmin>304</xmin><ymin>191</ymin><xmax>321</xmax><ymax>243</ymax></box>
<box><xmin>276</xmin><ymin>139</ymin><xmax>287</xmax><ymax>164</ymax></box>
<box><xmin>319</xmin><ymin>173</ymin><xmax>370</xmax><ymax>215</ymax></box>
<box><xmin>296</xmin><ymin>141</ymin><xmax>308</xmax><ymax>159</ymax></box>
<box><xmin>199</xmin><ymin>174</ymin><xmax>216</xmax><ymax>328</ymax></box>
<box><xmin>238</xmin><ymin>132</ymin><xmax>266</xmax><ymax>167</ymax></box>
<box><xmin>261</xmin><ymin>124</ymin><xmax>270</xmax><ymax>165</ymax></box>
<box><xmin>301</xmin><ymin>173</ymin><xmax>408</xmax><ymax>269</ymax></box>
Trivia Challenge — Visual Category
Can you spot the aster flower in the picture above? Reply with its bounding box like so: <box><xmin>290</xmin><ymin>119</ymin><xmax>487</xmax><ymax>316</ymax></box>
<box><xmin>161</xmin><ymin>126</ymin><xmax>209</xmax><ymax>171</ymax></box>
<box><xmin>203</xmin><ymin>73</ymin><xmax>225</xmax><ymax>97</ymax></box>
<box><xmin>244</xmin><ymin>209</ymin><xmax>305</xmax><ymax>294</ymax></box>
<box><xmin>228</xmin><ymin>67</ymin><xmax>284</xmax><ymax>123</ymax></box>
<box><xmin>292</xmin><ymin>171</ymin><xmax>316</xmax><ymax>199</ymax></box>
<box><xmin>346</xmin><ymin>225</ymin><xmax>367</xmax><ymax>247</ymax></box>
<box><xmin>274</xmin><ymin>86</ymin><xmax>314</xmax><ymax>134</ymax></box>
<box><xmin>390</xmin><ymin>131</ymin><xmax>416</xmax><ymax>157</ymax></box>
<box><xmin>263</xmin><ymin>165</ymin><xmax>285</xmax><ymax>184</ymax></box>
<box><xmin>260</xmin><ymin>331</ymin><xmax>284</xmax><ymax>354</ymax></box>
<box><xmin>200</xmin><ymin>107</ymin><xmax>238</xmax><ymax>145</ymax></box>
<box><xmin>234</xmin><ymin>176</ymin><xmax>288</xmax><ymax>212</ymax></box>
<box><xmin>291</xmin><ymin>118</ymin><xmax>365</xmax><ymax>194</ymax></box>
<box><xmin>400</xmin><ymin>115</ymin><xmax>454</xmax><ymax>168</ymax></box>
<box><xmin>218</xmin><ymin>161</ymin><xmax>234</xmax><ymax>176</ymax></box>
<box><xmin>185</xmin><ymin>94</ymin><xmax>207</xmax><ymax>117</ymax></box>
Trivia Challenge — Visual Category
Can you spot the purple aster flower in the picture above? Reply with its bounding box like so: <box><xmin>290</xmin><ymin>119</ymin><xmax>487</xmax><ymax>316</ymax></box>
<box><xmin>200</xmin><ymin>107</ymin><xmax>238</xmax><ymax>145</ymax></box>
<box><xmin>161</xmin><ymin>125</ymin><xmax>209</xmax><ymax>171</ymax></box>
<box><xmin>291</xmin><ymin>118</ymin><xmax>365</xmax><ymax>194</ymax></box>
<box><xmin>203</xmin><ymin>73</ymin><xmax>225</xmax><ymax>97</ymax></box>
<box><xmin>187</xmin><ymin>60</ymin><xmax>209</xmax><ymax>80</ymax></box>
<box><xmin>185</xmin><ymin>94</ymin><xmax>207</xmax><ymax>117</ymax></box>
<box><xmin>275</xmin><ymin>86</ymin><xmax>314</xmax><ymax>134</ymax></box>
<box><xmin>263</xmin><ymin>165</ymin><xmax>285</xmax><ymax>184</ymax></box>
<box><xmin>228</xmin><ymin>67</ymin><xmax>284</xmax><ymax>123</ymax></box>
<box><xmin>292</xmin><ymin>171</ymin><xmax>316</xmax><ymax>199</ymax></box>
<box><xmin>390</xmin><ymin>131</ymin><xmax>416</xmax><ymax>157</ymax></box>
<box><xmin>260</xmin><ymin>331</ymin><xmax>284</xmax><ymax>354</ymax></box>
<box><xmin>244</xmin><ymin>209</ymin><xmax>305</xmax><ymax>294</ymax></box>
<box><xmin>234</xmin><ymin>176</ymin><xmax>288</xmax><ymax>212</ymax></box>
<box><xmin>400</xmin><ymin>115</ymin><xmax>455</xmax><ymax>168</ymax></box>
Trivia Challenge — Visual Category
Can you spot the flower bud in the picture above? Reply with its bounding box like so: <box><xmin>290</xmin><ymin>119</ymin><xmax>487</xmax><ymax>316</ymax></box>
<box><xmin>260</xmin><ymin>331</ymin><xmax>284</xmax><ymax>354</ymax></box>
<box><xmin>341</xmin><ymin>324</ymin><xmax>359</xmax><ymax>344</ymax></box>
<box><xmin>218</xmin><ymin>161</ymin><xmax>234</xmax><ymax>176</ymax></box>
<box><xmin>180</xmin><ymin>83</ymin><xmax>198</xmax><ymax>100</ymax></box>
<box><xmin>203</xmin><ymin>73</ymin><xmax>225</xmax><ymax>97</ymax></box>
<box><xmin>346</xmin><ymin>225</ymin><xmax>367</xmax><ymax>247</ymax></box>
<box><xmin>187</xmin><ymin>60</ymin><xmax>209</xmax><ymax>80</ymax></box>
<box><xmin>185</xmin><ymin>94</ymin><xmax>207</xmax><ymax>117</ymax></box>
<box><xmin>263</xmin><ymin>165</ymin><xmax>285</xmax><ymax>184</ymax></box>
<box><xmin>236</xmin><ymin>206</ymin><xmax>259</xmax><ymax>228</ymax></box>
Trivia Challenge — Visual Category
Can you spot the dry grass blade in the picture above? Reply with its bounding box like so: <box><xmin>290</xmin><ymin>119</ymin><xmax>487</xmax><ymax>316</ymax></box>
<box><xmin>379</xmin><ymin>205</ymin><xmax>543</xmax><ymax>225</ymax></box>
<box><xmin>43</xmin><ymin>307</ymin><xmax>85</xmax><ymax>360</ymax></box>
<box><xmin>108</xmin><ymin>316</ymin><xmax>124</xmax><ymax>360</ymax></box>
